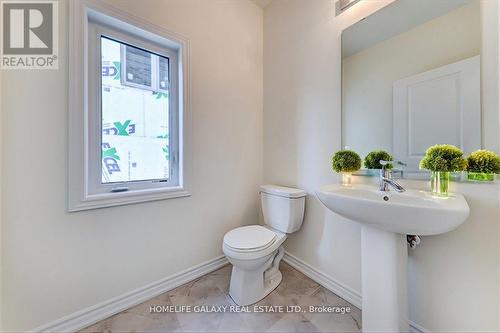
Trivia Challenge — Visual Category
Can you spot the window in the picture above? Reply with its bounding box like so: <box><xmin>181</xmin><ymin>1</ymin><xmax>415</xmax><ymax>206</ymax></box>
<box><xmin>68</xmin><ymin>2</ymin><xmax>191</xmax><ymax>211</ymax></box>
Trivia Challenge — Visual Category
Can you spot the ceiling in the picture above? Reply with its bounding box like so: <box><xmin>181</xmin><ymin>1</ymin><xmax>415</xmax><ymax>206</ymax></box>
<box><xmin>251</xmin><ymin>0</ymin><xmax>272</xmax><ymax>8</ymax></box>
<box><xmin>342</xmin><ymin>0</ymin><xmax>473</xmax><ymax>58</ymax></box>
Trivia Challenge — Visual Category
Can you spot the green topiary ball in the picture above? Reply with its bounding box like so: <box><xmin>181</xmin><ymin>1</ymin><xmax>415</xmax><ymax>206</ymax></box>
<box><xmin>419</xmin><ymin>144</ymin><xmax>467</xmax><ymax>172</ymax></box>
<box><xmin>364</xmin><ymin>150</ymin><xmax>393</xmax><ymax>169</ymax></box>
<box><xmin>332</xmin><ymin>150</ymin><xmax>362</xmax><ymax>173</ymax></box>
<box><xmin>467</xmin><ymin>150</ymin><xmax>500</xmax><ymax>174</ymax></box>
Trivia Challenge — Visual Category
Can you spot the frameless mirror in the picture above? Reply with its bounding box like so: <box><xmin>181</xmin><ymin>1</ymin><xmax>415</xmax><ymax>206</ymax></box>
<box><xmin>341</xmin><ymin>0</ymin><xmax>481</xmax><ymax>178</ymax></box>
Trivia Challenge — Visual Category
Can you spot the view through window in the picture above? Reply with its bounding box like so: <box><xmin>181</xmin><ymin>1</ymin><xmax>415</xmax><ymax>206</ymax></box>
<box><xmin>100</xmin><ymin>37</ymin><xmax>170</xmax><ymax>184</ymax></box>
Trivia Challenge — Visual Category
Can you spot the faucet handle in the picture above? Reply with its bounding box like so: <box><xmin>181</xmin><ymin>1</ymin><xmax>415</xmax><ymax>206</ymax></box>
<box><xmin>380</xmin><ymin>160</ymin><xmax>407</xmax><ymax>167</ymax></box>
<box><xmin>379</xmin><ymin>160</ymin><xmax>394</xmax><ymax>172</ymax></box>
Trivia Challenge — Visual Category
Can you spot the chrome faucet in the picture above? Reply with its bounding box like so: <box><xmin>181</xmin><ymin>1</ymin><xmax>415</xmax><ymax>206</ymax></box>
<box><xmin>379</xmin><ymin>160</ymin><xmax>406</xmax><ymax>192</ymax></box>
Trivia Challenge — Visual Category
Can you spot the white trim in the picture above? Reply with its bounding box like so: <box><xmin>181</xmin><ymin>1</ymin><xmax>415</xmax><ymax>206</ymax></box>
<box><xmin>32</xmin><ymin>256</ymin><xmax>228</xmax><ymax>333</ymax></box>
<box><xmin>30</xmin><ymin>250</ymin><xmax>429</xmax><ymax>332</ymax></box>
<box><xmin>68</xmin><ymin>0</ymin><xmax>192</xmax><ymax>211</ymax></box>
<box><xmin>283</xmin><ymin>251</ymin><xmax>429</xmax><ymax>333</ymax></box>
<box><xmin>282</xmin><ymin>251</ymin><xmax>362</xmax><ymax>308</ymax></box>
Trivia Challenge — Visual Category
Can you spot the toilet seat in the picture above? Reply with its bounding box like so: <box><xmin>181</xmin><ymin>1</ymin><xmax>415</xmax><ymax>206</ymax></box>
<box><xmin>223</xmin><ymin>225</ymin><xmax>276</xmax><ymax>252</ymax></box>
<box><xmin>223</xmin><ymin>225</ymin><xmax>287</xmax><ymax>261</ymax></box>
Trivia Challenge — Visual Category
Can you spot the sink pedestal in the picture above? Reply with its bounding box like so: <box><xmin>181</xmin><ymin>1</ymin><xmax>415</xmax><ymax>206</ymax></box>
<box><xmin>361</xmin><ymin>225</ymin><xmax>409</xmax><ymax>332</ymax></box>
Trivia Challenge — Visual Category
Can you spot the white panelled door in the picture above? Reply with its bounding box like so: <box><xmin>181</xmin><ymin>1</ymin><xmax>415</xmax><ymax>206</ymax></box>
<box><xmin>393</xmin><ymin>56</ymin><xmax>481</xmax><ymax>171</ymax></box>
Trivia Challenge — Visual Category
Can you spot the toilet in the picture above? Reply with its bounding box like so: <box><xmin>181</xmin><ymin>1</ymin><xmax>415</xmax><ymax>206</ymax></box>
<box><xmin>222</xmin><ymin>185</ymin><xmax>306</xmax><ymax>306</ymax></box>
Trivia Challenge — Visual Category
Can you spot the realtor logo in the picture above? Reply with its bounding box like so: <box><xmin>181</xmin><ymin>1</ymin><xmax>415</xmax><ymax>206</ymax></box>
<box><xmin>1</xmin><ymin>0</ymin><xmax>58</xmax><ymax>69</ymax></box>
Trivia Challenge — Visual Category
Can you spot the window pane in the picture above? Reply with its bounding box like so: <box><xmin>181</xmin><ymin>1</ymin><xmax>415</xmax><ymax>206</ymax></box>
<box><xmin>101</xmin><ymin>37</ymin><xmax>170</xmax><ymax>183</ymax></box>
<box><xmin>159</xmin><ymin>56</ymin><xmax>169</xmax><ymax>91</ymax></box>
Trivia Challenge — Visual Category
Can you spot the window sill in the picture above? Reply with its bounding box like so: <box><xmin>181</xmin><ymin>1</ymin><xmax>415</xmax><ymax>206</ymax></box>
<box><xmin>68</xmin><ymin>187</ymin><xmax>191</xmax><ymax>212</ymax></box>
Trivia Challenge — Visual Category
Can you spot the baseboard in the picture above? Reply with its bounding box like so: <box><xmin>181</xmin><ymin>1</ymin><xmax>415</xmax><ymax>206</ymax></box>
<box><xmin>32</xmin><ymin>251</ymin><xmax>428</xmax><ymax>332</ymax></box>
<box><xmin>33</xmin><ymin>256</ymin><xmax>229</xmax><ymax>333</ymax></box>
<box><xmin>283</xmin><ymin>251</ymin><xmax>429</xmax><ymax>333</ymax></box>
<box><xmin>282</xmin><ymin>251</ymin><xmax>362</xmax><ymax>309</ymax></box>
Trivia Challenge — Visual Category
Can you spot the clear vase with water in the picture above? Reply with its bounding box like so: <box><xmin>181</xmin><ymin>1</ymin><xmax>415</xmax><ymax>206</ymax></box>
<box><xmin>341</xmin><ymin>172</ymin><xmax>352</xmax><ymax>186</ymax></box>
<box><xmin>430</xmin><ymin>171</ymin><xmax>450</xmax><ymax>197</ymax></box>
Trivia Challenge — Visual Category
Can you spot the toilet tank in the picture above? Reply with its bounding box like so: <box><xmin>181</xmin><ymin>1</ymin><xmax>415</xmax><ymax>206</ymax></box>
<box><xmin>260</xmin><ymin>185</ymin><xmax>306</xmax><ymax>233</ymax></box>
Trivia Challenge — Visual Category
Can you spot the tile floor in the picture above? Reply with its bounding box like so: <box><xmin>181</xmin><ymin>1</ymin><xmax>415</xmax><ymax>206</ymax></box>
<box><xmin>81</xmin><ymin>263</ymin><xmax>361</xmax><ymax>332</ymax></box>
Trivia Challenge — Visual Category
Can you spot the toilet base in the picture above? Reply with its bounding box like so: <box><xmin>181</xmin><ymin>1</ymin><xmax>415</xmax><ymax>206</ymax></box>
<box><xmin>228</xmin><ymin>246</ymin><xmax>285</xmax><ymax>306</ymax></box>
<box><xmin>229</xmin><ymin>269</ymin><xmax>282</xmax><ymax>306</ymax></box>
<box><xmin>263</xmin><ymin>270</ymin><xmax>283</xmax><ymax>299</ymax></box>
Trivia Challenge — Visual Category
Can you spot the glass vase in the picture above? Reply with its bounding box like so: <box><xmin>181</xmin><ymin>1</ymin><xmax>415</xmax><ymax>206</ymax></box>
<box><xmin>430</xmin><ymin>171</ymin><xmax>450</xmax><ymax>197</ymax></box>
<box><xmin>467</xmin><ymin>172</ymin><xmax>494</xmax><ymax>182</ymax></box>
<box><xmin>341</xmin><ymin>172</ymin><xmax>352</xmax><ymax>186</ymax></box>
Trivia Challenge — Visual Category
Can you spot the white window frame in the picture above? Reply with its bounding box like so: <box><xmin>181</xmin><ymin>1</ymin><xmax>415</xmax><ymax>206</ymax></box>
<box><xmin>68</xmin><ymin>0</ymin><xmax>191</xmax><ymax>211</ymax></box>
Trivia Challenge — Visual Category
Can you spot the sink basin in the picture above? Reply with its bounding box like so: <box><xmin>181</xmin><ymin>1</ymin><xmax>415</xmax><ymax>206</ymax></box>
<box><xmin>316</xmin><ymin>183</ymin><xmax>470</xmax><ymax>332</ymax></box>
<box><xmin>317</xmin><ymin>184</ymin><xmax>469</xmax><ymax>236</ymax></box>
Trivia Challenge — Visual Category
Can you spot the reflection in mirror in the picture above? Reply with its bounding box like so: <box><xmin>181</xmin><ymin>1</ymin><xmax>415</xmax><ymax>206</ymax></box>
<box><xmin>341</xmin><ymin>0</ymin><xmax>481</xmax><ymax>178</ymax></box>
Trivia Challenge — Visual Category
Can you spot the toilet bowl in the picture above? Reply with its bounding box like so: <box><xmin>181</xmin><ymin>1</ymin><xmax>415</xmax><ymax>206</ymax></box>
<box><xmin>222</xmin><ymin>185</ymin><xmax>306</xmax><ymax>306</ymax></box>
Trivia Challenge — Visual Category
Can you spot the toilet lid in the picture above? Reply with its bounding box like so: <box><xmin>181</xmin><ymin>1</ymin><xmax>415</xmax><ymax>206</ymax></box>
<box><xmin>224</xmin><ymin>225</ymin><xmax>277</xmax><ymax>251</ymax></box>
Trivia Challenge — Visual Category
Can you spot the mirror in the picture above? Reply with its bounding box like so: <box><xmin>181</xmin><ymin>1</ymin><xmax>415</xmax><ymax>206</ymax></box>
<box><xmin>341</xmin><ymin>0</ymin><xmax>481</xmax><ymax>178</ymax></box>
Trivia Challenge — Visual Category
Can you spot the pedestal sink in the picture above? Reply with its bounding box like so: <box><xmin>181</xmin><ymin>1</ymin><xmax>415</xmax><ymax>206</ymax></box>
<box><xmin>316</xmin><ymin>184</ymin><xmax>470</xmax><ymax>332</ymax></box>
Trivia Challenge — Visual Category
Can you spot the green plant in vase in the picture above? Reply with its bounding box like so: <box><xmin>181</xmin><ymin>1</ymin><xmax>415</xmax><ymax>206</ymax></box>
<box><xmin>364</xmin><ymin>150</ymin><xmax>393</xmax><ymax>173</ymax></box>
<box><xmin>419</xmin><ymin>144</ymin><xmax>467</xmax><ymax>197</ymax></box>
<box><xmin>332</xmin><ymin>150</ymin><xmax>362</xmax><ymax>186</ymax></box>
<box><xmin>466</xmin><ymin>150</ymin><xmax>500</xmax><ymax>182</ymax></box>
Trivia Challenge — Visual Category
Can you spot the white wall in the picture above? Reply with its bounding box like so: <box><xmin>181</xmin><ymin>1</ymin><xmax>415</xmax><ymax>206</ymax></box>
<box><xmin>404</xmin><ymin>179</ymin><xmax>500</xmax><ymax>331</ymax></box>
<box><xmin>264</xmin><ymin>0</ymin><xmax>499</xmax><ymax>331</ymax></box>
<box><xmin>264</xmin><ymin>0</ymin><xmax>392</xmax><ymax>304</ymax></box>
<box><xmin>0</xmin><ymin>0</ymin><xmax>263</xmax><ymax>330</ymax></box>
<box><xmin>342</xmin><ymin>1</ymin><xmax>481</xmax><ymax>157</ymax></box>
